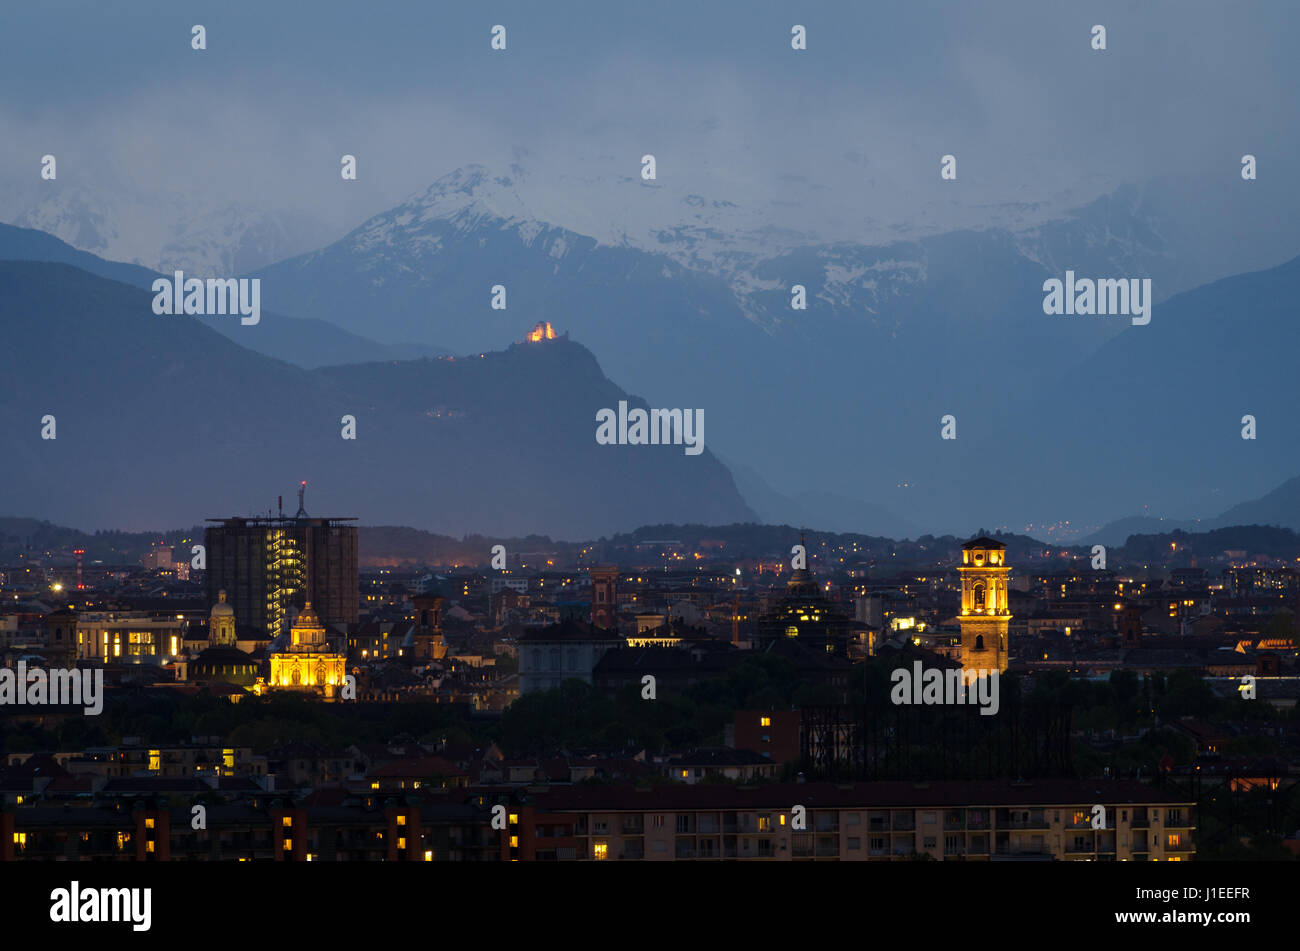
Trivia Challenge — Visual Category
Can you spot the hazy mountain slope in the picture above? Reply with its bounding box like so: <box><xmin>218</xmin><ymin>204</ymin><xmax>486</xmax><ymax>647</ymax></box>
<box><xmin>0</xmin><ymin>261</ymin><xmax>754</xmax><ymax>537</ymax></box>
<box><xmin>0</xmin><ymin>222</ymin><xmax>439</xmax><ymax>368</ymax></box>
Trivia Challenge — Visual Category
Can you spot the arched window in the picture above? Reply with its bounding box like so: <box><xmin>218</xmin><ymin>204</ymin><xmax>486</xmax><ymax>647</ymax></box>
<box><xmin>972</xmin><ymin>582</ymin><xmax>986</xmax><ymax>610</ymax></box>
<box><xmin>974</xmin><ymin>634</ymin><xmax>985</xmax><ymax>650</ymax></box>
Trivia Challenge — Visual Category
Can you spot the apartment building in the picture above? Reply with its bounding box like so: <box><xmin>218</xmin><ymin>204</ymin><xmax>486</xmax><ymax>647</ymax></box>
<box><xmin>496</xmin><ymin>779</ymin><xmax>1195</xmax><ymax>861</ymax></box>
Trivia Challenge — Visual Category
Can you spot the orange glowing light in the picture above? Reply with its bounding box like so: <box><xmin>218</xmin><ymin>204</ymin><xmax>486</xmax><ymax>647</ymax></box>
<box><xmin>526</xmin><ymin>321</ymin><xmax>558</xmax><ymax>342</ymax></box>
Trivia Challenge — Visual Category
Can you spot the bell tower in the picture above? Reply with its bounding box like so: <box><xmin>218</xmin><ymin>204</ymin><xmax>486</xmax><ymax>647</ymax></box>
<box><xmin>958</xmin><ymin>537</ymin><xmax>1011</xmax><ymax>673</ymax></box>
<box><xmin>590</xmin><ymin>565</ymin><xmax>618</xmax><ymax>630</ymax></box>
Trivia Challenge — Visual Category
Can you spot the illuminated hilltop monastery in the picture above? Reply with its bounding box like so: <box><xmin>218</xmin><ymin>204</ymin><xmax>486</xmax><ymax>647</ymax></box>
<box><xmin>266</xmin><ymin>602</ymin><xmax>346</xmax><ymax>699</ymax></box>
<box><xmin>958</xmin><ymin>537</ymin><xmax>1012</xmax><ymax>674</ymax></box>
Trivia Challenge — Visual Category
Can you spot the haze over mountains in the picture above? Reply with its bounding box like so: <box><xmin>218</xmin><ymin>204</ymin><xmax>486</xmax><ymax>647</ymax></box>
<box><xmin>3</xmin><ymin>162</ymin><xmax>1300</xmax><ymax>540</ymax></box>
<box><xmin>0</xmin><ymin>261</ymin><xmax>753</xmax><ymax>537</ymax></box>
<box><xmin>242</xmin><ymin>166</ymin><xmax>1300</xmax><ymax>536</ymax></box>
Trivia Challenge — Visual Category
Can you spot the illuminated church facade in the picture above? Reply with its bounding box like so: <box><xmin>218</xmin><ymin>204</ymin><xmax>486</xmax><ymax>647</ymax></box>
<box><xmin>265</xmin><ymin>602</ymin><xmax>346</xmax><ymax>699</ymax></box>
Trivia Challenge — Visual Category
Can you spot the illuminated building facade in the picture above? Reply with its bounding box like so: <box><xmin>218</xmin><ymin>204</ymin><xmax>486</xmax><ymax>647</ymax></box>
<box><xmin>267</xmin><ymin>603</ymin><xmax>346</xmax><ymax>698</ymax></box>
<box><xmin>205</xmin><ymin>512</ymin><xmax>358</xmax><ymax>638</ymax></box>
<box><xmin>76</xmin><ymin>611</ymin><xmax>187</xmax><ymax>665</ymax></box>
<box><xmin>958</xmin><ymin>537</ymin><xmax>1012</xmax><ymax>673</ymax></box>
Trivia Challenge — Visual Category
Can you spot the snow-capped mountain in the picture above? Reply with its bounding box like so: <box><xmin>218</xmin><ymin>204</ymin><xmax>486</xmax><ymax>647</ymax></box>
<box><xmin>4</xmin><ymin>182</ymin><xmax>326</xmax><ymax>275</ymax></box>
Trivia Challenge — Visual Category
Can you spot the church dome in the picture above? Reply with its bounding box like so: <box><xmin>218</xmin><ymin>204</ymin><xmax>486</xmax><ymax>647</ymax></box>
<box><xmin>210</xmin><ymin>589</ymin><xmax>235</xmax><ymax>617</ymax></box>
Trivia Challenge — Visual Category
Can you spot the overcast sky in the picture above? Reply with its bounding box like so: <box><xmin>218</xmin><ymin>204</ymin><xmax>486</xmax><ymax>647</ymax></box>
<box><xmin>1</xmin><ymin>0</ymin><xmax>1296</xmax><ymax>252</ymax></box>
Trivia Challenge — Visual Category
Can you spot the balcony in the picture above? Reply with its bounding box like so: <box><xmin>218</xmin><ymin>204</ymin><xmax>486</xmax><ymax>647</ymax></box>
<box><xmin>993</xmin><ymin>846</ymin><xmax>1053</xmax><ymax>858</ymax></box>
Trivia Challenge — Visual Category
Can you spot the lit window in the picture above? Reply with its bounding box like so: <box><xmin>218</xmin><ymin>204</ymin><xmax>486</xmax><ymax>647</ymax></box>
<box><xmin>145</xmin><ymin>818</ymin><xmax>155</xmax><ymax>829</ymax></box>
<box><xmin>760</xmin><ymin>716</ymin><xmax>771</xmax><ymax>727</ymax></box>
<box><xmin>509</xmin><ymin>836</ymin><xmax>519</xmax><ymax>848</ymax></box>
<box><xmin>593</xmin><ymin>841</ymin><xmax>608</xmax><ymax>860</ymax></box>
<box><xmin>282</xmin><ymin>816</ymin><xmax>292</xmax><ymax>828</ymax></box>
<box><xmin>509</xmin><ymin>813</ymin><xmax>518</xmax><ymax>825</ymax></box>
<box><xmin>397</xmin><ymin>815</ymin><xmax>406</xmax><ymax>826</ymax></box>
<box><xmin>398</xmin><ymin>837</ymin><xmax>406</xmax><ymax>850</ymax></box>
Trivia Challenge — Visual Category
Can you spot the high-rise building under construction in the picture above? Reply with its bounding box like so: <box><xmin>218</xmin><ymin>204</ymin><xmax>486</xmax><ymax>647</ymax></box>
<box><xmin>204</xmin><ymin>484</ymin><xmax>358</xmax><ymax>638</ymax></box>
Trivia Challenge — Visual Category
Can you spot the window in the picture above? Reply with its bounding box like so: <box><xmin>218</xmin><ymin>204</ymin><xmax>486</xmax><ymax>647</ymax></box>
<box><xmin>593</xmin><ymin>841</ymin><xmax>608</xmax><ymax>860</ymax></box>
<box><xmin>760</xmin><ymin>716</ymin><xmax>771</xmax><ymax>727</ymax></box>
<box><xmin>847</xmin><ymin>837</ymin><xmax>861</xmax><ymax>850</ymax></box>
<box><xmin>758</xmin><ymin>815</ymin><xmax>771</xmax><ymax>832</ymax></box>
<box><xmin>923</xmin><ymin>837</ymin><xmax>936</xmax><ymax>849</ymax></box>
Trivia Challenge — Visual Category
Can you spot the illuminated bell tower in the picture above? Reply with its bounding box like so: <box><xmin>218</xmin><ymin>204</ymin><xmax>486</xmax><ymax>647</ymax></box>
<box><xmin>958</xmin><ymin>537</ymin><xmax>1011</xmax><ymax>673</ymax></box>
